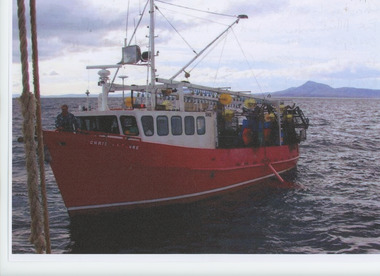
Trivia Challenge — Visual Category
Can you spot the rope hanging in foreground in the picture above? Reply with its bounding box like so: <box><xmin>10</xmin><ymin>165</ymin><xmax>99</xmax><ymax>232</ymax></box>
<box><xmin>17</xmin><ymin>0</ymin><xmax>49</xmax><ymax>254</ymax></box>
<box><xmin>30</xmin><ymin>0</ymin><xmax>51</xmax><ymax>253</ymax></box>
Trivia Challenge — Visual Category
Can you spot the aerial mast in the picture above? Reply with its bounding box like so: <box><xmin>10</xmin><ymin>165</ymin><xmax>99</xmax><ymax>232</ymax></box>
<box><xmin>149</xmin><ymin>0</ymin><xmax>156</xmax><ymax>87</ymax></box>
<box><xmin>148</xmin><ymin>0</ymin><xmax>156</xmax><ymax>109</ymax></box>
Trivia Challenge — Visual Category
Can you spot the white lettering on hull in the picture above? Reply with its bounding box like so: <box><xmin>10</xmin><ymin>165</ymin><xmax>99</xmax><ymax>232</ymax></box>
<box><xmin>89</xmin><ymin>140</ymin><xmax>108</xmax><ymax>146</ymax></box>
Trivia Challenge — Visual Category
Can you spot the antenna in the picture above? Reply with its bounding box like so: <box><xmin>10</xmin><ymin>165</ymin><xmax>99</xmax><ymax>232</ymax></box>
<box><xmin>149</xmin><ymin>0</ymin><xmax>156</xmax><ymax>87</ymax></box>
<box><xmin>125</xmin><ymin>0</ymin><xmax>130</xmax><ymax>46</ymax></box>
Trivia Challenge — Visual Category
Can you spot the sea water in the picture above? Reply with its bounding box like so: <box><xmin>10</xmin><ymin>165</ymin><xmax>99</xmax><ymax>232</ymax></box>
<box><xmin>11</xmin><ymin>97</ymin><xmax>380</xmax><ymax>253</ymax></box>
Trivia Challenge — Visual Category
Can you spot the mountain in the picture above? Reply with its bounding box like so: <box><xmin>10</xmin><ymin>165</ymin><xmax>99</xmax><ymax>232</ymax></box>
<box><xmin>271</xmin><ymin>81</ymin><xmax>380</xmax><ymax>98</ymax></box>
<box><xmin>12</xmin><ymin>81</ymin><xmax>380</xmax><ymax>98</ymax></box>
<box><xmin>12</xmin><ymin>93</ymin><xmax>118</xmax><ymax>98</ymax></box>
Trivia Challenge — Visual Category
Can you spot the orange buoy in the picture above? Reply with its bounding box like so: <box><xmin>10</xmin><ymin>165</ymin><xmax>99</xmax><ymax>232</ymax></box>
<box><xmin>219</xmin><ymin>93</ymin><xmax>232</xmax><ymax>105</ymax></box>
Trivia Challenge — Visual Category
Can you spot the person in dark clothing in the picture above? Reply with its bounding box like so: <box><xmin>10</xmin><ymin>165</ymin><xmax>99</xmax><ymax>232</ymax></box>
<box><xmin>283</xmin><ymin>114</ymin><xmax>298</xmax><ymax>145</ymax></box>
<box><xmin>243</xmin><ymin>103</ymin><xmax>262</xmax><ymax>147</ymax></box>
<box><xmin>55</xmin><ymin>104</ymin><xmax>80</xmax><ymax>132</ymax></box>
<box><xmin>267</xmin><ymin>113</ymin><xmax>279</xmax><ymax>146</ymax></box>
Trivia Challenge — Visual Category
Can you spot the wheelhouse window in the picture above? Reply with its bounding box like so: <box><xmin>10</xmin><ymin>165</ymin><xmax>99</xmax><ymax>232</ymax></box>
<box><xmin>157</xmin><ymin>116</ymin><xmax>169</xmax><ymax>136</ymax></box>
<box><xmin>141</xmin><ymin>115</ymin><xmax>154</xmax><ymax>136</ymax></box>
<box><xmin>184</xmin><ymin>116</ymin><xmax>195</xmax><ymax>135</ymax></box>
<box><xmin>120</xmin><ymin>116</ymin><xmax>139</xmax><ymax>136</ymax></box>
<box><xmin>78</xmin><ymin>116</ymin><xmax>119</xmax><ymax>134</ymax></box>
<box><xmin>196</xmin><ymin>116</ymin><xmax>206</xmax><ymax>135</ymax></box>
<box><xmin>171</xmin><ymin>116</ymin><xmax>182</xmax><ymax>136</ymax></box>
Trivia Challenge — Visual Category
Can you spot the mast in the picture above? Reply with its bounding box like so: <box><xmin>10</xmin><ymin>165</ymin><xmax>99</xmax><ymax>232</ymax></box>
<box><xmin>149</xmin><ymin>0</ymin><xmax>156</xmax><ymax>87</ymax></box>
<box><xmin>149</xmin><ymin>0</ymin><xmax>156</xmax><ymax>109</ymax></box>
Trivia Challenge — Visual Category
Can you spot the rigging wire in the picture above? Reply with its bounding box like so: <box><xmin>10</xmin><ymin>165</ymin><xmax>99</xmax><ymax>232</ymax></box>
<box><xmin>213</xmin><ymin>33</ymin><xmax>229</xmax><ymax>86</ymax></box>
<box><xmin>156</xmin><ymin>0</ymin><xmax>237</xmax><ymax>19</ymax></box>
<box><xmin>129</xmin><ymin>0</ymin><xmax>252</xmax><ymax>89</ymax></box>
<box><xmin>155</xmin><ymin>5</ymin><xmax>197</xmax><ymax>54</ymax></box>
<box><xmin>188</xmin><ymin>29</ymin><xmax>230</xmax><ymax>74</ymax></box>
<box><xmin>133</xmin><ymin>18</ymin><xmax>137</xmax><ymax>45</ymax></box>
<box><xmin>231</xmin><ymin>28</ymin><xmax>263</xmax><ymax>94</ymax></box>
<box><xmin>156</xmin><ymin>5</ymin><xmax>229</xmax><ymax>27</ymax></box>
<box><xmin>128</xmin><ymin>0</ymin><xmax>149</xmax><ymax>46</ymax></box>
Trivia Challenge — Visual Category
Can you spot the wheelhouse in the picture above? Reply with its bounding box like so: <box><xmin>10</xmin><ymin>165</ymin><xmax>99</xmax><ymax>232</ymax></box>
<box><xmin>75</xmin><ymin>110</ymin><xmax>217</xmax><ymax>149</ymax></box>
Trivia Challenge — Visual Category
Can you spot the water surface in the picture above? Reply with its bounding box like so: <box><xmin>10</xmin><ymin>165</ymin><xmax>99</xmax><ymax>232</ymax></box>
<box><xmin>12</xmin><ymin>97</ymin><xmax>380</xmax><ymax>254</ymax></box>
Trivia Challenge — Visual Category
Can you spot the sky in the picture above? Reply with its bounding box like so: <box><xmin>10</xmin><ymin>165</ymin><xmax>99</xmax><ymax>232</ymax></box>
<box><xmin>10</xmin><ymin>0</ymin><xmax>380</xmax><ymax>96</ymax></box>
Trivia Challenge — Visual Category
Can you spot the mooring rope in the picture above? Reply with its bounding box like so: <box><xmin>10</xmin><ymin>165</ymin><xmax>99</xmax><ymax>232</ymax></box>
<box><xmin>30</xmin><ymin>0</ymin><xmax>51</xmax><ymax>254</ymax></box>
<box><xmin>17</xmin><ymin>0</ymin><xmax>46</xmax><ymax>254</ymax></box>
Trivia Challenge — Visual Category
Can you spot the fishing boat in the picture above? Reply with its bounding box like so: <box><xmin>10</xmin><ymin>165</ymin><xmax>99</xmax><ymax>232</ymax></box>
<box><xmin>43</xmin><ymin>0</ymin><xmax>309</xmax><ymax>215</ymax></box>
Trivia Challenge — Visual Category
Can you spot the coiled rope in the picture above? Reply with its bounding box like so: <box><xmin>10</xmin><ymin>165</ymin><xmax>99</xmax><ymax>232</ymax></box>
<box><xmin>17</xmin><ymin>0</ymin><xmax>51</xmax><ymax>254</ymax></box>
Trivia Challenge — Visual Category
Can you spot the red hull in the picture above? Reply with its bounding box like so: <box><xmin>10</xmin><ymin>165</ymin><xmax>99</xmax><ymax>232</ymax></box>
<box><xmin>43</xmin><ymin>131</ymin><xmax>299</xmax><ymax>215</ymax></box>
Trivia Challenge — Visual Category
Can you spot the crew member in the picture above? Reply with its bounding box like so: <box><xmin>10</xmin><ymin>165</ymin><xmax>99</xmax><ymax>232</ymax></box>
<box><xmin>55</xmin><ymin>104</ymin><xmax>80</xmax><ymax>132</ymax></box>
<box><xmin>283</xmin><ymin>114</ymin><xmax>298</xmax><ymax>145</ymax></box>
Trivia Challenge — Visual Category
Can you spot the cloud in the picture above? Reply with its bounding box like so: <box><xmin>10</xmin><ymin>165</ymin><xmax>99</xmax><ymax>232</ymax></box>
<box><xmin>13</xmin><ymin>0</ymin><xmax>222</xmax><ymax>62</ymax></box>
<box><xmin>11</xmin><ymin>0</ymin><xmax>380</xmax><ymax>95</ymax></box>
<box><xmin>12</xmin><ymin>0</ymin><xmax>128</xmax><ymax>61</ymax></box>
<box><xmin>225</xmin><ymin>0</ymin><xmax>290</xmax><ymax>17</ymax></box>
<box><xmin>315</xmin><ymin>62</ymin><xmax>380</xmax><ymax>80</ymax></box>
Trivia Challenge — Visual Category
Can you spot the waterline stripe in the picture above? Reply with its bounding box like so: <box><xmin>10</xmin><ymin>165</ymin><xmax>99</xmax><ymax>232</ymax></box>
<box><xmin>67</xmin><ymin>167</ymin><xmax>294</xmax><ymax>212</ymax></box>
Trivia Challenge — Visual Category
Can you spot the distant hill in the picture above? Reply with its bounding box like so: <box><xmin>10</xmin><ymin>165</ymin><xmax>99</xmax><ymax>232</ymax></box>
<box><xmin>12</xmin><ymin>93</ymin><xmax>117</xmax><ymax>98</ymax></box>
<box><xmin>12</xmin><ymin>81</ymin><xmax>380</xmax><ymax>98</ymax></box>
<box><xmin>271</xmin><ymin>81</ymin><xmax>380</xmax><ymax>98</ymax></box>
